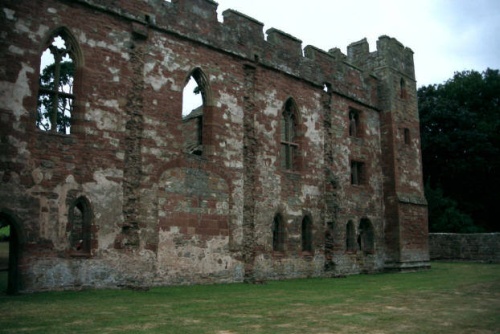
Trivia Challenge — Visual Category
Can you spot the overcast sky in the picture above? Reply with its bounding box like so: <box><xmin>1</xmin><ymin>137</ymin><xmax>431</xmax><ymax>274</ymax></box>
<box><xmin>212</xmin><ymin>0</ymin><xmax>500</xmax><ymax>87</ymax></box>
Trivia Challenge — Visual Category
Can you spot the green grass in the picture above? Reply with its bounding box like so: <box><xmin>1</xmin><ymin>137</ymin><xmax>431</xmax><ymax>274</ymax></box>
<box><xmin>0</xmin><ymin>262</ymin><xmax>499</xmax><ymax>333</ymax></box>
<box><xmin>0</xmin><ymin>226</ymin><xmax>9</xmax><ymax>239</ymax></box>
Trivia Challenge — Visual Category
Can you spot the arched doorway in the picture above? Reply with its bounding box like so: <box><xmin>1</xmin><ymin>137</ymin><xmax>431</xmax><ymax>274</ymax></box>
<box><xmin>0</xmin><ymin>212</ymin><xmax>21</xmax><ymax>294</ymax></box>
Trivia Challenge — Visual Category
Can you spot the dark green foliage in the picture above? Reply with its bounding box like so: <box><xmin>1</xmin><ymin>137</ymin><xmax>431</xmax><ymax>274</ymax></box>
<box><xmin>419</xmin><ymin>69</ymin><xmax>500</xmax><ymax>232</ymax></box>
<box><xmin>425</xmin><ymin>183</ymin><xmax>482</xmax><ymax>233</ymax></box>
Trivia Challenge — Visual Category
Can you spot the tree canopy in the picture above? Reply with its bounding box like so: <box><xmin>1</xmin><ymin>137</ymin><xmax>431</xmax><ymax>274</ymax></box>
<box><xmin>418</xmin><ymin>69</ymin><xmax>500</xmax><ymax>232</ymax></box>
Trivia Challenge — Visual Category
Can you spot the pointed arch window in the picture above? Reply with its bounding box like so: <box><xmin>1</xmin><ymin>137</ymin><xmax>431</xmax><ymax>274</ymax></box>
<box><xmin>272</xmin><ymin>214</ymin><xmax>285</xmax><ymax>252</ymax></box>
<box><xmin>182</xmin><ymin>68</ymin><xmax>210</xmax><ymax>155</ymax></box>
<box><xmin>37</xmin><ymin>29</ymin><xmax>80</xmax><ymax>134</ymax></box>
<box><xmin>68</xmin><ymin>196</ymin><xmax>93</xmax><ymax>255</ymax></box>
<box><xmin>301</xmin><ymin>215</ymin><xmax>313</xmax><ymax>252</ymax></box>
<box><xmin>359</xmin><ymin>218</ymin><xmax>375</xmax><ymax>254</ymax></box>
<box><xmin>281</xmin><ymin>99</ymin><xmax>299</xmax><ymax>170</ymax></box>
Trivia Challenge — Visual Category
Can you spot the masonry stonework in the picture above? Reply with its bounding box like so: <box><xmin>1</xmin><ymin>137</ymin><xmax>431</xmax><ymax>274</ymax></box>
<box><xmin>429</xmin><ymin>233</ymin><xmax>500</xmax><ymax>263</ymax></box>
<box><xmin>0</xmin><ymin>0</ymin><xmax>429</xmax><ymax>292</ymax></box>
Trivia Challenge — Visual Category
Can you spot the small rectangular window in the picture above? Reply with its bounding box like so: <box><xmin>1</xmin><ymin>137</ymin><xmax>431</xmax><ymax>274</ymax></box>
<box><xmin>404</xmin><ymin>128</ymin><xmax>411</xmax><ymax>145</ymax></box>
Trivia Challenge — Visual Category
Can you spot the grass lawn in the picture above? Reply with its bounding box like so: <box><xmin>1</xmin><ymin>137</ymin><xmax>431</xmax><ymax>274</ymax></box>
<box><xmin>0</xmin><ymin>262</ymin><xmax>498</xmax><ymax>333</ymax></box>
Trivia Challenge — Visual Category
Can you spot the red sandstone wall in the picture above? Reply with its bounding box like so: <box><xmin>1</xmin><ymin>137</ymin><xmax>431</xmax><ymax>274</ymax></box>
<box><xmin>0</xmin><ymin>0</ymin><xmax>428</xmax><ymax>291</ymax></box>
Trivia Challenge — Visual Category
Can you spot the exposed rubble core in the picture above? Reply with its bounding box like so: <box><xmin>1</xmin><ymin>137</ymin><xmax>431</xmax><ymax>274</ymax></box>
<box><xmin>0</xmin><ymin>0</ymin><xmax>429</xmax><ymax>292</ymax></box>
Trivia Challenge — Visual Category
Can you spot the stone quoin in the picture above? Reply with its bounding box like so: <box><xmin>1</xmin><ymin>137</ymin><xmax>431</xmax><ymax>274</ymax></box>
<box><xmin>0</xmin><ymin>0</ymin><xmax>429</xmax><ymax>292</ymax></box>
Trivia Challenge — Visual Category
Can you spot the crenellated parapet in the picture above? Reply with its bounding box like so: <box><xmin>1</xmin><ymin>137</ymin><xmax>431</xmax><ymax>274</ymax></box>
<box><xmin>73</xmin><ymin>0</ymin><xmax>415</xmax><ymax>109</ymax></box>
<box><xmin>222</xmin><ymin>9</ymin><xmax>265</xmax><ymax>43</ymax></box>
<box><xmin>375</xmin><ymin>35</ymin><xmax>415</xmax><ymax>80</ymax></box>
<box><xmin>171</xmin><ymin>0</ymin><xmax>218</xmax><ymax>21</ymax></box>
<box><xmin>266</xmin><ymin>28</ymin><xmax>303</xmax><ymax>58</ymax></box>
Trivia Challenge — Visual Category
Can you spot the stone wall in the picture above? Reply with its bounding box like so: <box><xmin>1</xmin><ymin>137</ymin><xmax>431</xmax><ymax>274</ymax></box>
<box><xmin>429</xmin><ymin>233</ymin><xmax>500</xmax><ymax>263</ymax></box>
<box><xmin>0</xmin><ymin>0</ymin><xmax>429</xmax><ymax>292</ymax></box>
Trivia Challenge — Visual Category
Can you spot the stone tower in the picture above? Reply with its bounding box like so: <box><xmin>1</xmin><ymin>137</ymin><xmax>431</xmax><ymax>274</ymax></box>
<box><xmin>348</xmin><ymin>36</ymin><xmax>429</xmax><ymax>270</ymax></box>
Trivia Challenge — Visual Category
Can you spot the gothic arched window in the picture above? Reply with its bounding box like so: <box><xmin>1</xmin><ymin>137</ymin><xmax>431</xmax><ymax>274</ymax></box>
<box><xmin>281</xmin><ymin>98</ymin><xmax>299</xmax><ymax>170</ymax></box>
<box><xmin>37</xmin><ymin>28</ymin><xmax>81</xmax><ymax>134</ymax></box>
<box><xmin>182</xmin><ymin>68</ymin><xmax>212</xmax><ymax>155</ymax></box>
<box><xmin>359</xmin><ymin>218</ymin><xmax>375</xmax><ymax>254</ymax></box>
<box><xmin>68</xmin><ymin>196</ymin><xmax>93</xmax><ymax>255</ymax></box>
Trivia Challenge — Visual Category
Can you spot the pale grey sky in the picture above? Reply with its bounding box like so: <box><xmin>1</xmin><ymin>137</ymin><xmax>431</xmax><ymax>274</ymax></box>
<box><xmin>212</xmin><ymin>0</ymin><xmax>500</xmax><ymax>87</ymax></box>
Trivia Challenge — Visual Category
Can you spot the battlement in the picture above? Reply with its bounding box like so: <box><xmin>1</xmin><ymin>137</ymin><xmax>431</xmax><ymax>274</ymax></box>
<box><xmin>266</xmin><ymin>28</ymin><xmax>303</xmax><ymax>58</ymax></box>
<box><xmin>375</xmin><ymin>35</ymin><xmax>415</xmax><ymax>79</ymax></box>
<box><xmin>171</xmin><ymin>0</ymin><xmax>218</xmax><ymax>21</ymax></box>
<box><xmin>75</xmin><ymin>0</ymin><xmax>415</xmax><ymax>98</ymax></box>
<box><xmin>222</xmin><ymin>9</ymin><xmax>265</xmax><ymax>42</ymax></box>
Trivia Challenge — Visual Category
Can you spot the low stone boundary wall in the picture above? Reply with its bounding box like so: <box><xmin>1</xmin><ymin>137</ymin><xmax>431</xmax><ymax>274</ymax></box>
<box><xmin>429</xmin><ymin>233</ymin><xmax>500</xmax><ymax>263</ymax></box>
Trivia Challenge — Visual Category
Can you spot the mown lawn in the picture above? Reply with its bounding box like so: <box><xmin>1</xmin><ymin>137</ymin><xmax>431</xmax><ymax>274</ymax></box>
<box><xmin>0</xmin><ymin>262</ymin><xmax>499</xmax><ymax>333</ymax></box>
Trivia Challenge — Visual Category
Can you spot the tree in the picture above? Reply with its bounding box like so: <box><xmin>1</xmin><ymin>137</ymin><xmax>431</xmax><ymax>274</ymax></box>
<box><xmin>418</xmin><ymin>69</ymin><xmax>500</xmax><ymax>232</ymax></box>
<box><xmin>36</xmin><ymin>60</ymin><xmax>75</xmax><ymax>133</ymax></box>
<box><xmin>425</xmin><ymin>183</ymin><xmax>480</xmax><ymax>233</ymax></box>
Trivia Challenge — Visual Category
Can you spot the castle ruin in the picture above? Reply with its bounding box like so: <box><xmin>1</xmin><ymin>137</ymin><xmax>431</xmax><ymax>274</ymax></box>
<box><xmin>0</xmin><ymin>0</ymin><xmax>429</xmax><ymax>292</ymax></box>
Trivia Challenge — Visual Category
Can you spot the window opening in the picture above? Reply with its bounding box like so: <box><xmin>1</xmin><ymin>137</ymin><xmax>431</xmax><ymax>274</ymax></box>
<box><xmin>69</xmin><ymin>197</ymin><xmax>92</xmax><ymax>254</ymax></box>
<box><xmin>351</xmin><ymin>161</ymin><xmax>365</xmax><ymax>185</ymax></box>
<box><xmin>358</xmin><ymin>218</ymin><xmax>374</xmax><ymax>254</ymax></box>
<box><xmin>400</xmin><ymin>78</ymin><xmax>407</xmax><ymax>99</ymax></box>
<box><xmin>37</xmin><ymin>33</ymin><xmax>76</xmax><ymax>134</ymax></box>
<box><xmin>182</xmin><ymin>76</ymin><xmax>203</xmax><ymax>117</ymax></box>
<box><xmin>348</xmin><ymin>109</ymin><xmax>360</xmax><ymax>137</ymax></box>
<box><xmin>272</xmin><ymin>214</ymin><xmax>285</xmax><ymax>252</ymax></box>
<box><xmin>301</xmin><ymin>216</ymin><xmax>313</xmax><ymax>252</ymax></box>
<box><xmin>182</xmin><ymin>71</ymin><xmax>205</xmax><ymax>155</ymax></box>
<box><xmin>346</xmin><ymin>220</ymin><xmax>356</xmax><ymax>251</ymax></box>
<box><xmin>281</xmin><ymin>99</ymin><xmax>299</xmax><ymax>170</ymax></box>
<box><xmin>404</xmin><ymin>128</ymin><xmax>411</xmax><ymax>145</ymax></box>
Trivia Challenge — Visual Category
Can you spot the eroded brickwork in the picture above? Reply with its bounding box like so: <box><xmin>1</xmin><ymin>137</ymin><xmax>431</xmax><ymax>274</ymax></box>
<box><xmin>0</xmin><ymin>0</ymin><xmax>429</xmax><ymax>292</ymax></box>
